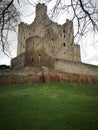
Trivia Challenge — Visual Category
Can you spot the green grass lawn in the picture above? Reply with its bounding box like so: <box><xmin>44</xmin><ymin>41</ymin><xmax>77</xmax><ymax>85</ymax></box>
<box><xmin>0</xmin><ymin>82</ymin><xmax>98</xmax><ymax>130</ymax></box>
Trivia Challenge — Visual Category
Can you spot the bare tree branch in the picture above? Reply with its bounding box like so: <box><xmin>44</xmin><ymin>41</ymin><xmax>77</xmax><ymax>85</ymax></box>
<box><xmin>0</xmin><ymin>0</ymin><xmax>98</xmax><ymax>58</ymax></box>
<box><xmin>0</xmin><ymin>0</ymin><xmax>20</xmax><ymax>57</ymax></box>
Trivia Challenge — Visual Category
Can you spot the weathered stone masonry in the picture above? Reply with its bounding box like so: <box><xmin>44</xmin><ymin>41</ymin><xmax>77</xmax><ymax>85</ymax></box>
<box><xmin>11</xmin><ymin>3</ymin><xmax>80</xmax><ymax>70</ymax></box>
<box><xmin>0</xmin><ymin>3</ymin><xmax>98</xmax><ymax>86</ymax></box>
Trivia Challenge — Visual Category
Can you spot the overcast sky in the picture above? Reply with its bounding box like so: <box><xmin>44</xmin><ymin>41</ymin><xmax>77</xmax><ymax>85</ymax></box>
<box><xmin>0</xmin><ymin>0</ymin><xmax>98</xmax><ymax>66</ymax></box>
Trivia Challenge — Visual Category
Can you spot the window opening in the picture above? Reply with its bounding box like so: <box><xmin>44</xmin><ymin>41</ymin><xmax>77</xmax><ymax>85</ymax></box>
<box><xmin>39</xmin><ymin>54</ymin><xmax>41</xmax><ymax>61</ymax></box>
<box><xmin>32</xmin><ymin>57</ymin><xmax>34</xmax><ymax>62</ymax></box>
<box><xmin>52</xmin><ymin>38</ymin><xmax>54</xmax><ymax>41</ymax></box>
<box><xmin>63</xmin><ymin>43</ymin><xmax>66</xmax><ymax>47</ymax></box>
<box><xmin>63</xmin><ymin>30</ymin><xmax>65</xmax><ymax>33</ymax></box>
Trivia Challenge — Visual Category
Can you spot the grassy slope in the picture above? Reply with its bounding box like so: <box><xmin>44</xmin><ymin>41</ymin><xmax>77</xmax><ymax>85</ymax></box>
<box><xmin>0</xmin><ymin>82</ymin><xmax>98</xmax><ymax>130</ymax></box>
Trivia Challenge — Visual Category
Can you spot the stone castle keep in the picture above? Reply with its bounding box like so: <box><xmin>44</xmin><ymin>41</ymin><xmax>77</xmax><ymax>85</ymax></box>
<box><xmin>11</xmin><ymin>3</ymin><xmax>80</xmax><ymax>69</ymax></box>
<box><xmin>0</xmin><ymin>3</ymin><xmax>98</xmax><ymax>86</ymax></box>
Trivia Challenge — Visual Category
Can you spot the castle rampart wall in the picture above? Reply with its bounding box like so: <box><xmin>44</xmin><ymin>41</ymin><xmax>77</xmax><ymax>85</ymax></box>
<box><xmin>11</xmin><ymin>53</ymin><xmax>25</xmax><ymax>70</ymax></box>
<box><xmin>0</xmin><ymin>64</ymin><xmax>98</xmax><ymax>86</ymax></box>
<box><xmin>55</xmin><ymin>60</ymin><xmax>98</xmax><ymax>76</ymax></box>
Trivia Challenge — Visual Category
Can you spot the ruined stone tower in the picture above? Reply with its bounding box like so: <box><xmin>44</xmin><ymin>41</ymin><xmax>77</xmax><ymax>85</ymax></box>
<box><xmin>11</xmin><ymin>3</ymin><xmax>81</xmax><ymax>69</ymax></box>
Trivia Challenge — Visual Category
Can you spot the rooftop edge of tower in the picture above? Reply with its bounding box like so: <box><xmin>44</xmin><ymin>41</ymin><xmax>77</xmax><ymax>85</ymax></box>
<box><xmin>36</xmin><ymin>3</ymin><xmax>47</xmax><ymax>18</ymax></box>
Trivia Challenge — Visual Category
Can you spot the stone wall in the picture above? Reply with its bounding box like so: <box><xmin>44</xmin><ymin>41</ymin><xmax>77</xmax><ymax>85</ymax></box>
<box><xmin>0</xmin><ymin>74</ymin><xmax>44</xmax><ymax>86</ymax></box>
<box><xmin>25</xmin><ymin>49</ymin><xmax>54</xmax><ymax>69</ymax></box>
<box><xmin>11</xmin><ymin>53</ymin><xmax>25</xmax><ymax>69</ymax></box>
<box><xmin>55</xmin><ymin>60</ymin><xmax>98</xmax><ymax>76</ymax></box>
<box><xmin>0</xmin><ymin>70</ymin><xmax>98</xmax><ymax>87</ymax></box>
<box><xmin>25</xmin><ymin>36</ymin><xmax>54</xmax><ymax>69</ymax></box>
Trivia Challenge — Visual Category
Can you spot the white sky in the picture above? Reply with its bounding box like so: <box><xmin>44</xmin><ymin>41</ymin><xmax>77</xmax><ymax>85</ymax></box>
<box><xmin>0</xmin><ymin>0</ymin><xmax>98</xmax><ymax>66</ymax></box>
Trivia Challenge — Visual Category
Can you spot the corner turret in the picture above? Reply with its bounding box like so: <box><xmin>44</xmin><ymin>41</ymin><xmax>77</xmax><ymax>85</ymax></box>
<box><xmin>36</xmin><ymin>3</ymin><xmax>47</xmax><ymax>18</ymax></box>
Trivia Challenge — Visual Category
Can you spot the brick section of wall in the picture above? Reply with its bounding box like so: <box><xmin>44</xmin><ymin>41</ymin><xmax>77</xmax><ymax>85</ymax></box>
<box><xmin>48</xmin><ymin>73</ymin><xmax>98</xmax><ymax>84</ymax></box>
<box><xmin>0</xmin><ymin>72</ymin><xmax>98</xmax><ymax>87</ymax></box>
